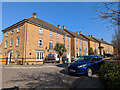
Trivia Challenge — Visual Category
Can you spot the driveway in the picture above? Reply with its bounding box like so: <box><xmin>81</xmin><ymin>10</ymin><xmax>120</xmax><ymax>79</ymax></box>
<box><xmin>2</xmin><ymin>64</ymin><xmax>100</xmax><ymax>89</ymax></box>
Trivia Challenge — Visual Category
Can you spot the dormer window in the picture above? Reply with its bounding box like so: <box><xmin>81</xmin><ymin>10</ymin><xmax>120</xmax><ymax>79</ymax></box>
<box><xmin>39</xmin><ymin>27</ymin><xmax>43</xmax><ymax>34</ymax></box>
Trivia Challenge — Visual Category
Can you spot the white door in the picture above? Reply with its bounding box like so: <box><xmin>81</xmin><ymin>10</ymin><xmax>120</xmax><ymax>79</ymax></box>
<box><xmin>56</xmin><ymin>53</ymin><xmax>59</xmax><ymax>61</ymax></box>
<box><xmin>37</xmin><ymin>52</ymin><xmax>44</xmax><ymax>61</ymax></box>
<box><xmin>67</xmin><ymin>52</ymin><xmax>71</xmax><ymax>62</ymax></box>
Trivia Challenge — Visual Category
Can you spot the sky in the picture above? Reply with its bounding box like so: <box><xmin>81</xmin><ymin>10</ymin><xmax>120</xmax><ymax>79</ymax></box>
<box><xmin>1</xmin><ymin>2</ymin><xmax>115</xmax><ymax>43</ymax></box>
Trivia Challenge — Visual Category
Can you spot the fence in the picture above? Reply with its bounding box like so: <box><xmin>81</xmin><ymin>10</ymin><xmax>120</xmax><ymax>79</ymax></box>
<box><xmin>0</xmin><ymin>57</ymin><xmax>60</xmax><ymax>65</ymax></box>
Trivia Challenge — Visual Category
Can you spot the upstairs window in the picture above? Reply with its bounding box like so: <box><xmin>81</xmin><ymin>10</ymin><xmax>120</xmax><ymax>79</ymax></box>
<box><xmin>39</xmin><ymin>39</ymin><xmax>43</xmax><ymax>47</ymax></box>
<box><xmin>56</xmin><ymin>33</ymin><xmax>59</xmax><ymax>38</ymax></box>
<box><xmin>80</xmin><ymin>46</ymin><xmax>82</xmax><ymax>52</ymax></box>
<box><xmin>16</xmin><ymin>38</ymin><xmax>20</xmax><ymax>46</ymax></box>
<box><xmin>67</xmin><ymin>45</ymin><xmax>69</xmax><ymax>50</ymax></box>
<box><xmin>49</xmin><ymin>41</ymin><xmax>53</xmax><ymax>50</ymax></box>
<box><xmin>11</xmin><ymin>28</ymin><xmax>14</xmax><ymax>34</ymax></box>
<box><xmin>67</xmin><ymin>37</ymin><xmax>69</xmax><ymax>42</ymax></box>
<box><xmin>76</xmin><ymin>45</ymin><xmax>78</xmax><ymax>50</ymax></box>
<box><xmin>86</xmin><ymin>47</ymin><xmax>87</xmax><ymax>51</ymax></box>
<box><xmin>83</xmin><ymin>40</ymin><xmax>84</xmax><ymax>44</ymax></box>
<box><xmin>6</xmin><ymin>31</ymin><xmax>8</xmax><ymax>36</ymax></box>
<box><xmin>63</xmin><ymin>35</ymin><xmax>65</xmax><ymax>40</ymax></box>
<box><xmin>5</xmin><ymin>41</ymin><xmax>7</xmax><ymax>48</ymax></box>
<box><xmin>79</xmin><ymin>39</ymin><xmax>81</xmax><ymax>43</ymax></box>
<box><xmin>39</xmin><ymin>27</ymin><xmax>43</xmax><ymax>34</ymax></box>
<box><xmin>83</xmin><ymin>47</ymin><xmax>85</xmax><ymax>52</ymax></box>
<box><xmin>10</xmin><ymin>39</ymin><xmax>13</xmax><ymax>47</ymax></box>
<box><xmin>17</xmin><ymin>25</ymin><xmax>20</xmax><ymax>32</ymax></box>
<box><xmin>50</xmin><ymin>31</ymin><xmax>53</xmax><ymax>37</ymax></box>
<box><xmin>76</xmin><ymin>38</ymin><xmax>78</xmax><ymax>42</ymax></box>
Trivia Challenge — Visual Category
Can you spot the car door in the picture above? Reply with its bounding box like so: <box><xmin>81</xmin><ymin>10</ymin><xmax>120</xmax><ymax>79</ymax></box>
<box><xmin>90</xmin><ymin>56</ymin><xmax>99</xmax><ymax>72</ymax></box>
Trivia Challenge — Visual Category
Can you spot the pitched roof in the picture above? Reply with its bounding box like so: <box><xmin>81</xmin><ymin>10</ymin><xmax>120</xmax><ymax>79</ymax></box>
<box><xmin>92</xmin><ymin>37</ymin><xmax>112</xmax><ymax>45</ymax></box>
<box><xmin>26</xmin><ymin>17</ymin><xmax>68</xmax><ymax>35</ymax></box>
<box><xmin>80</xmin><ymin>34</ymin><xmax>98</xmax><ymax>42</ymax></box>
<box><xmin>64</xmin><ymin>29</ymin><xmax>88</xmax><ymax>41</ymax></box>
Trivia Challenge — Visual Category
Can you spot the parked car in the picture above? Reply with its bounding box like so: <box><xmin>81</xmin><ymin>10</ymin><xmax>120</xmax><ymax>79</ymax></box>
<box><xmin>68</xmin><ymin>55</ymin><xmax>105</xmax><ymax>77</ymax></box>
<box><xmin>105</xmin><ymin>53</ymin><xmax>115</xmax><ymax>58</ymax></box>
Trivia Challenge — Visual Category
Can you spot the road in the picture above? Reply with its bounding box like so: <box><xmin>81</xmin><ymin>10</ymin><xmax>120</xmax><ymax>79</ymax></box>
<box><xmin>2</xmin><ymin>64</ymin><xmax>100</xmax><ymax>89</ymax></box>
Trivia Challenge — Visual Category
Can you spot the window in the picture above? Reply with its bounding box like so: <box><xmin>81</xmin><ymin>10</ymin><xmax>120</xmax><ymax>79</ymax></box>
<box><xmin>37</xmin><ymin>52</ymin><xmax>44</xmax><ymax>61</ymax></box>
<box><xmin>79</xmin><ymin>39</ymin><xmax>81</xmax><ymax>43</ymax></box>
<box><xmin>83</xmin><ymin>40</ymin><xmax>84</xmax><ymax>44</ymax></box>
<box><xmin>63</xmin><ymin>35</ymin><xmax>65</xmax><ymax>40</ymax></box>
<box><xmin>16</xmin><ymin>52</ymin><xmax>20</xmax><ymax>60</ymax></box>
<box><xmin>80</xmin><ymin>46</ymin><xmax>82</xmax><ymax>52</ymax></box>
<box><xmin>17</xmin><ymin>25</ymin><xmax>20</xmax><ymax>32</ymax></box>
<box><xmin>11</xmin><ymin>28</ymin><xmax>14</xmax><ymax>34</ymax></box>
<box><xmin>49</xmin><ymin>41</ymin><xmax>53</xmax><ymax>50</ymax></box>
<box><xmin>83</xmin><ymin>47</ymin><xmax>85</xmax><ymax>52</ymax></box>
<box><xmin>10</xmin><ymin>39</ymin><xmax>13</xmax><ymax>47</ymax></box>
<box><xmin>16</xmin><ymin>38</ymin><xmax>20</xmax><ymax>46</ymax></box>
<box><xmin>39</xmin><ymin>27</ymin><xmax>43</xmax><ymax>34</ymax></box>
<box><xmin>86</xmin><ymin>41</ymin><xmax>87</xmax><ymax>44</ymax></box>
<box><xmin>39</xmin><ymin>39</ymin><xmax>43</xmax><ymax>47</ymax></box>
<box><xmin>67</xmin><ymin>45</ymin><xmax>69</xmax><ymax>50</ymax></box>
<box><xmin>6</xmin><ymin>31</ymin><xmax>8</xmax><ymax>36</ymax></box>
<box><xmin>67</xmin><ymin>37</ymin><xmax>69</xmax><ymax>42</ymax></box>
<box><xmin>76</xmin><ymin>38</ymin><xmax>78</xmax><ymax>42</ymax></box>
<box><xmin>86</xmin><ymin>47</ymin><xmax>87</xmax><ymax>51</ymax></box>
<box><xmin>56</xmin><ymin>33</ymin><xmax>59</xmax><ymax>38</ymax></box>
<box><xmin>50</xmin><ymin>31</ymin><xmax>53</xmax><ymax>37</ymax></box>
<box><xmin>76</xmin><ymin>45</ymin><xmax>78</xmax><ymax>50</ymax></box>
<box><xmin>5</xmin><ymin>41</ymin><xmax>7</xmax><ymax>48</ymax></box>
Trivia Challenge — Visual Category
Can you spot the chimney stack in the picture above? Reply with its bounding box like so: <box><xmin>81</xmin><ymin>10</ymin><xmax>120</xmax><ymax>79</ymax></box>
<box><xmin>88</xmin><ymin>35</ymin><xmax>90</xmax><ymax>37</ymax></box>
<box><xmin>63</xmin><ymin>26</ymin><xmax>65</xmax><ymax>30</ymax></box>
<box><xmin>58</xmin><ymin>25</ymin><xmax>60</xmax><ymax>28</ymax></box>
<box><xmin>79</xmin><ymin>31</ymin><xmax>82</xmax><ymax>34</ymax></box>
<box><xmin>33</xmin><ymin>12</ymin><xmax>36</xmax><ymax>18</ymax></box>
<box><xmin>101</xmin><ymin>38</ymin><xmax>103</xmax><ymax>40</ymax></box>
<box><xmin>76</xmin><ymin>31</ymin><xmax>78</xmax><ymax>34</ymax></box>
<box><xmin>91</xmin><ymin>35</ymin><xmax>93</xmax><ymax>37</ymax></box>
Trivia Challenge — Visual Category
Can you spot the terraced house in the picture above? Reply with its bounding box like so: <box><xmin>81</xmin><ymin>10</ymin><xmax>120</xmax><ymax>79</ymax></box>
<box><xmin>2</xmin><ymin>13</ymin><xmax>71</xmax><ymax>64</ymax></box>
<box><xmin>63</xmin><ymin>30</ymin><xmax>88</xmax><ymax>59</ymax></box>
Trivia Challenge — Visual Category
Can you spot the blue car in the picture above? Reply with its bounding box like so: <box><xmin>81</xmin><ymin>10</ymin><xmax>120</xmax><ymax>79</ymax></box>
<box><xmin>68</xmin><ymin>55</ymin><xmax>105</xmax><ymax>77</ymax></box>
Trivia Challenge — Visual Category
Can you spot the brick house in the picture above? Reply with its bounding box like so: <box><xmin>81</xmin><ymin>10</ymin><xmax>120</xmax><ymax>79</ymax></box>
<box><xmin>91</xmin><ymin>37</ymin><xmax>114</xmax><ymax>55</ymax></box>
<box><xmin>2</xmin><ymin>13</ymin><xmax>71</xmax><ymax>64</ymax></box>
<box><xmin>79</xmin><ymin>33</ymin><xmax>100</xmax><ymax>55</ymax></box>
<box><xmin>63</xmin><ymin>30</ymin><xmax>88</xmax><ymax>59</ymax></box>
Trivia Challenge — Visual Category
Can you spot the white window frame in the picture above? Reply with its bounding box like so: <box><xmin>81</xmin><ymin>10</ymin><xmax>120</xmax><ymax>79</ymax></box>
<box><xmin>76</xmin><ymin>45</ymin><xmax>78</xmax><ymax>50</ymax></box>
<box><xmin>79</xmin><ymin>39</ymin><xmax>81</xmax><ymax>42</ymax></box>
<box><xmin>49</xmin><ymin>41</ymin><xmax>53</xmax><ymax>50</ymax></box>
<box><xmin>80</xmin><ymin>46</ymin><xmax>82</xmax><ymax>52</ymax></box>
<box><xmin>10</xmin><ymin>39</ymin><xmax>13</xmax><ymax>47</ymax></box>
<box><xmin>6</xmin><ymin>31</ymin><xmax>8</xmax><ymax>36</ymax></box>
<box><xmin>17</xmin><ymin>25</ymin><xmax>20</xmax><ymax>32</ymax></box>
<box><xmin>67</xmin><ymin>45</ymin><xmax>69</xmax><ymax>50</ymax></box>
<box><xmin>67</xmin><ymin>37</ymin><xmax>69</xmax><ymax>42</ymax></box>
<box><xmin>16</xmin><ymin>38</ymin><xmax>20</xmax><ymax>46</ymax></box>
<box><xmin>56</xmin><ymin>33</ymin><xmax>59</xmax><ymax>38</ymax></box>
<box><xmin>63</xmin><ymin>35</ymin><xmax>65</xmax><ymax>40</ymax></box>
<box><xmin>50</xmin><ymin>31</ymin><xmax>53</xmax><ymax>37</ymax></box>
<box><xmin>76</xmin><ymin>38</ymin><xmax>78</xmax><ymax>42</ymax></box>
<box><xmin>36</xmin><ymin>51</ymin><xmax>44</xmax><ymax>61</ymax></box>
<box><xmin>83</xmin><ymin>40</ymin><xmax>84</xmax><ymax>44</ymax></box>
<box><xmin>39</xmin><ymin>39</ymin><xmax>43</xmax><ymax>47</ymax></box>
<box><xmin>39</xmin><ymin>27</ymin><xmax>43</xmax><ymax>34</ymax></box>
<box><xmin>5</xmin><ymin>41</ymin><xmax>7</xmax><ymax>48</ymax></box>
<box><xmin>11</xmin><ymin>28</ymin><xmax>14</xmax><ymax>34</ymax></box>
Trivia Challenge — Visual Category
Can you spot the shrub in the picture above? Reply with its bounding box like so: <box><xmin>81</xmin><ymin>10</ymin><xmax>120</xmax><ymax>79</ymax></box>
<box><xmin>98</xmin><ymin>63</ymin><xmax>120</xmax><ymax>89</ymax></box>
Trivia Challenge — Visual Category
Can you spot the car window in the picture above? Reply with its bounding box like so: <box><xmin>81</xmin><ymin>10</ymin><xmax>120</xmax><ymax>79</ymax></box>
<box><xmin>75</xmin><ymin>56</ymin><xmax>93</xmax><ymax>62</ymax></box>
<box><xmin>90</xmin><ymin>56</ymin><xmax>98</xmax><ymax>63</ymax></box>
<box><xmin>97</xmin><ymin>56</ymin><xmax>102</xmax><ymax>61</ymax></box>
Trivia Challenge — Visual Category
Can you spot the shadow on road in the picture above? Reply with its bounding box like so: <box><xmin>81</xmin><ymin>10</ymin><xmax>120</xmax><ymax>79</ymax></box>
<box><xmin>2</xmin><ymin>86</ymin><xmax>19</xmax><ymax>90</ymax></box>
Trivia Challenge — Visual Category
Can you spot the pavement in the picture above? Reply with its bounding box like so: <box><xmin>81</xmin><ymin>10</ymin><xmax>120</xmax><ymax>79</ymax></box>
<box><xmin>2</xmin><ymin>64</ymin><xmax>100</xmax><ymax>89</ymax></box>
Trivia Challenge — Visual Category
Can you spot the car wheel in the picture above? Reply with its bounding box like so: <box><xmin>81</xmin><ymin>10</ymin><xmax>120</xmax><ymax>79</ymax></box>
<box><xmin>87</xmin><ymin>68</ymin><xmax>92</xmax><ymax>77</ymax></box>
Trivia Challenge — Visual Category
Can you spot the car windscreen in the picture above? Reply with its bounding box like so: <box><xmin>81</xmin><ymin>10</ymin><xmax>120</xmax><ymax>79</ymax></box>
<box><xmin>75</xmin><ymin>56</ymin><xmax>93</xmax><ymax>62</ymax></box>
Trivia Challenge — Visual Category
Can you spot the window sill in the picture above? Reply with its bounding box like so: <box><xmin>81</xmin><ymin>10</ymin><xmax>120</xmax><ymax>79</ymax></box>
<box><xmin>39</xmin><ymin>46</ymin><xmax>43</xmax><ymax>47</ymax></box>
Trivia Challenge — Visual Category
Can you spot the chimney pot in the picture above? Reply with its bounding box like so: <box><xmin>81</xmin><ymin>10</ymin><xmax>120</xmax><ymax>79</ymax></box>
<box><xmin>63</xmin><ymin>26</ymin><xmax>65</xmax><ymax>30</ymax></box>
<box><xmin>79</xmin><ymin>31</ymin><xmax>82</xmax><ymax>34</ymax></box>
<box><xmin>88</xmin><ymin>35</ymin><xmax>90</xmax><ymax>37</ymax></box>
<box><xmin>101</xmin><ymin>38</ymin><xmax>103</xmax><ymax>40</ymax></box>
<box><xmin>91</xmin><ymin>35</ymin><xmax>93</xmax><ymax>37</ymax></box>
<box><xmin>33</xmin><ymin>12</ymin><xmax>36</xmax><ymax>18</ymax></box>
<box><xmin>58</xmin><ymin>25</ymin><xmax>60</xmax><ymax>28</ymax></box>
<box><xmin>76</xmin><ymin>31</ymin><xmax>78</xmax><ymax>34</ymax></box>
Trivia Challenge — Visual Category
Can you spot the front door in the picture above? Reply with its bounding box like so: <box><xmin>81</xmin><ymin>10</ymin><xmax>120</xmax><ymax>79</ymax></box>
<box><xmin>67</xmin><ymin>52</ymin><xmax>71</xmax><ymax>62</ymax></box>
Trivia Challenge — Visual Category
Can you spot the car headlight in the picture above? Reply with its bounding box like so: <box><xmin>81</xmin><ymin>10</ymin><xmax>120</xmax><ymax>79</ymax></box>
<box><xmin>78</xmin><ymin>64</ymin><xmax>87</xmax><ymax>68</ymax></box>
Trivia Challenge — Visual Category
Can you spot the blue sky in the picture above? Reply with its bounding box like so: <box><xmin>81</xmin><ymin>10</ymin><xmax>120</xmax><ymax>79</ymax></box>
<box><xmin>1</xmin><ymin>2</ymin><xmax>115</xmax><ymax>43</ymax></box>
